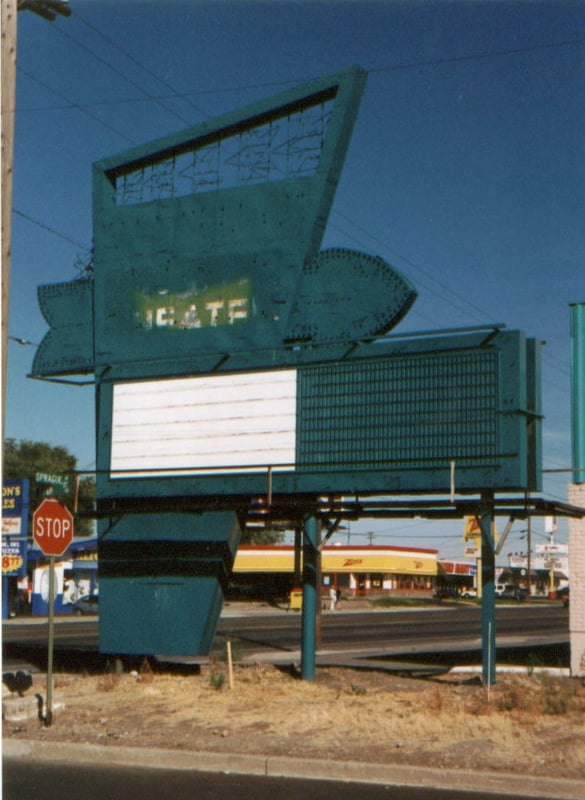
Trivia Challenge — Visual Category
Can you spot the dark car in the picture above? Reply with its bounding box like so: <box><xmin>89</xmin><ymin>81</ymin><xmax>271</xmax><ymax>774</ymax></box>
<box><xmin>433</xmin><ymin>587</ymin><xmax>460</xmax><ymax>600</ymax></box>
<box><xmin>71</xmin><ymin>594</ymin><xmax>99</xmax><ymax>616</ymax></box>
<box><xmin>557</xmin><ymin>586</ymin><xmax>569</xmax><ymax>607</ymax></box>
<box><xmin>498</xmin><ymin>585</ymin><xmax>527</xmax><ymax>601</ymax></box>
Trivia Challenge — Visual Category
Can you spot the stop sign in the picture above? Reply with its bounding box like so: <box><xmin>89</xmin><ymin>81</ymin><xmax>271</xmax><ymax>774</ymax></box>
<box><xmin>33</xmin><ymin>498</ymin><xmax>74</xmax><ymax>556</ymax></box>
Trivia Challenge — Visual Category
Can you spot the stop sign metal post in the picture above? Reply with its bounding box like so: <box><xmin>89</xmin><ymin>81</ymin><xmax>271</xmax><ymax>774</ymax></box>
<box><xmin>32</xmin><ymin>498</ymin><xmax>74</xmax><ymax>725</ymax></box>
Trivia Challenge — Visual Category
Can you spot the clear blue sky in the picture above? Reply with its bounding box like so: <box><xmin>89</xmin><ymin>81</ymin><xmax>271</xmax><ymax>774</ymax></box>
<box><xmin>6</xmin><ymin>0</ymin><xmax>585</xmax><ymax>559</ymax></box>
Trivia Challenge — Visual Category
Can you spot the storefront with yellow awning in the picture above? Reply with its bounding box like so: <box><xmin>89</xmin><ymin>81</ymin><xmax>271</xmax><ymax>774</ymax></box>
<box><xmin>232</xmin><ymin>544</ymin><xmax>439</xmax><ymax>599</ymax></box>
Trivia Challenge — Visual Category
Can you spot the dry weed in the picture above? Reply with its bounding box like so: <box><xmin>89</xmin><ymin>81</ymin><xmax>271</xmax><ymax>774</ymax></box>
<box><xmin>7</xmin><ymin>665</ymin><xmax>585</xmax><ymax>781</ymax></box>
<box><xmin>138</xmin><ymin>657</ymin><xmax>155</xmax><ymax>684</ymax></box>
<box><xmin>538</xmin><ymin>673</ymin><xmax>576</xmax><ymax>715</ymax></box>
<box><xmin>96</xmin><ymin>672</ymin><xmax>122</xmax><ymax>693</ymax></box>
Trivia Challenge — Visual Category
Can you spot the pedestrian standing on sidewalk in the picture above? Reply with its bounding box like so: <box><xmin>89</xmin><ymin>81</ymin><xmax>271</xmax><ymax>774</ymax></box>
<box><xmin>329</xmin><ymin>586</ymin><xmax>337</xmax><ymax>611</ymax></box>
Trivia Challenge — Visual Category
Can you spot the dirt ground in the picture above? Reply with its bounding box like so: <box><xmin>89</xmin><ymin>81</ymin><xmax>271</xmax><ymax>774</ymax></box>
<box><xmin>4</xmin><ymin>660</ymin><xmax>585</xmax><ymax>780</ymax></box>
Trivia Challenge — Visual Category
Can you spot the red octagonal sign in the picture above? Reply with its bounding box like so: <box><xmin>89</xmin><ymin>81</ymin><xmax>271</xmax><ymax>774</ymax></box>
<box><xmin>33</xmin><ymin>498</ymin><xmax>74</xmax><ymax>556</ymax></box>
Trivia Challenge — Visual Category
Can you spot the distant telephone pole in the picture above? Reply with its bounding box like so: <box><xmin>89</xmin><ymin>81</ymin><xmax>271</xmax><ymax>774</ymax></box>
<box><xmin>1</xmin><ymin>0</ymin><xmax>71</xmax><ymax>442</ymax></box>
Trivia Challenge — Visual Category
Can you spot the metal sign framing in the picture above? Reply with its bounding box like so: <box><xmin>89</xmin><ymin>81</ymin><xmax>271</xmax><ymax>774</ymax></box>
<box><xmin>29</xmin><ymin>67</ymin><xmax>556</xmax><ymax>676</ymax></box>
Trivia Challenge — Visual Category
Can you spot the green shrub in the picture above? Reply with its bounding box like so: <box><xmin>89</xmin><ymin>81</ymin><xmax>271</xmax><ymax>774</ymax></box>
<box><xmin>210</xmin><ymin>670</ymin><xmax>226</xmax><ymax>691</ymax></box>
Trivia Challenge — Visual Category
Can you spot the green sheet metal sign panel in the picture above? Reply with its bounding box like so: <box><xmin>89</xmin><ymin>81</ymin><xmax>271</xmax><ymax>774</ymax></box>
<box><xmin>99</xmin><ymin>327</ymin><xmax>541</xmax><ymax>498</ymax></box>
<box><xmin>32</xmin><ymin>67</ymin><xmax>416</xmax><ymax>381</ymax></box>
<box><xmin>571</xmin><ymin>302</ymin><xmax>585</xmax><ymax>483</ymax></box>
<box><xmin>98</xmin><ymin>511</ymin><xmax>240</xmax><ymax>656</ymax></box>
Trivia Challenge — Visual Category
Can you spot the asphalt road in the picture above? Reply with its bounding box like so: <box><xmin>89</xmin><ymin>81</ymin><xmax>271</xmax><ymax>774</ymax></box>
<box><xmin>3</xmin><ymin>603</ymin><xmax>569</xmax><ymax>672</ymax></box>
<box><xmin>2</xmin><ymin>759</ymin><xmax>555</xmax><ymax>800</ymax></box>
<box><xmin>218</xmin><ymin>603</ymin><xmax>569</xmax><ymax>655</ymax></box>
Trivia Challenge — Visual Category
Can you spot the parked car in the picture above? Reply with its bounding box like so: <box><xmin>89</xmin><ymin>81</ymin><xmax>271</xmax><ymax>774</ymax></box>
<box><xmin>433</xmin><ymin>587</ymin><xmax>460</xmax><ymax>600</ymax></box>
<box><xmin>460</xmin><ymin>588</ymin><xmax>477</xmax><ymax>599</ymax></box>
<box><xmin>557</xmin><ymin>586</ymin><xmax>569</xmax><ymax>607</ymax></box>
<box><xmin>497</xmin><ymin>585</ymin><xmax>527</xmax><ymax>601</ymax></box>
<box><xmin>71</xmin><ymin>594</ymin><xmax>99</xmax><ymax>616</ymax></box>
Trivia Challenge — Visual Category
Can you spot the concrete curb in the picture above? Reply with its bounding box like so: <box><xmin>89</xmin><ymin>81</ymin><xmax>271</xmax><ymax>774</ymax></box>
<box><xmin>4</xmin><ymin>739</ymin><xmax>584</xmax><ymax>799</ymax></box>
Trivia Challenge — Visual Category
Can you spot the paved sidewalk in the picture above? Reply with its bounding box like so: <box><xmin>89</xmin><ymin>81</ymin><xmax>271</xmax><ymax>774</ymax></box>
<box><xmin>4</xmin><ymin>739</ymin><xmax>584</xmax><ymax>800</ymax></box>
<box><xmin>1</xmin><ymin>598</ymin><xmax>439</xmax><ymax>624</ymax></box>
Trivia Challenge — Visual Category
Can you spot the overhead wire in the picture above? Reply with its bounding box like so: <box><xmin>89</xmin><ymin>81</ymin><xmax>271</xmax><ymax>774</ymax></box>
<box><xmin>49</xmin><ymin>24</ymin><xmax>196</xmax><ymax>127</ymax></box>
<box><xmin>13</xmin><ymin>208</ymin><xmax>89</xmax><ymax>251</ymax></box>
<box><xmin>16</xmin><ymin>10</ymin><xmax>209</xmax><ymax>144</ymax></box>
<box><xmin>14</xmin><ymin>29</ymin><xmax>585</xmax><ymax>114</ymax></box>
<box><xmin>73</xmin><ymin>11</ymin><xmax>209</xmax><ymax>123</ymax></box>
<box><xmin>370</xmin><ymin>36</ymin><xmax>585</xmax><ymax>74</ymax></box>
<box><xmin>17</xmin><ymin>64</ymin><xmax>136</xmax><ymax>145</ymax></box>
<box><xmin>330</xmin><ymin>210</ymin><xmax>491</xmax><ymax>325</ymax></box>
<box><xmin>329</xmin><ymin>209</ymin><xmax>572</xmax><ymax>384</ymax></box>
<box><xmin>22</xmin><ymin>10</ymin><xmax>208</xmax><ymax>128</ymax></box>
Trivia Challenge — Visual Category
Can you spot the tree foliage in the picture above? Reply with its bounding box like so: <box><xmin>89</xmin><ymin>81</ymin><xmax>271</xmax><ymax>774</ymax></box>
<box><xmin>241</xmin><ymin>526</ymin><xmax>285</xmax><ymax>545</ymax></box>
<box><xmin>3</xmin><ymin>439</ymin><xmax>288</xmax><ymax>544</ymax></box>
<box><xmin>3</xmin><ymin>439</ymin><xmax>95</xmax><ymax>537</ymax></box>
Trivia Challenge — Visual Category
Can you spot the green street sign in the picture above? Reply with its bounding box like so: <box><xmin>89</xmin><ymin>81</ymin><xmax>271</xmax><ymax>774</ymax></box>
<box><xmin>35</xmin><ymin>472</ymin><xmax>70</xmax><ymax>498</ymax></box>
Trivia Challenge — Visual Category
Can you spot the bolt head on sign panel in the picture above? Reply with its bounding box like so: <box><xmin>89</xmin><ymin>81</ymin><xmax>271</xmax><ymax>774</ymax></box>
<box><xmin>33</xmin><ymin>498</ymin><xmax>74</xmax><ymax>556</ymax></box>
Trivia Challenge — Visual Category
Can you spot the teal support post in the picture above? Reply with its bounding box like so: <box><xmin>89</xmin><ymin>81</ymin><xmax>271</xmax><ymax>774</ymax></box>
<box><xmin>301</xmin><ymin>514</ymin><xmax>318</xmax><ymax>681</ymax></box>
<box><xmin>480</xmin><ymin>496</ymin><xmax>496</xmax><ymax>685</ymax></box>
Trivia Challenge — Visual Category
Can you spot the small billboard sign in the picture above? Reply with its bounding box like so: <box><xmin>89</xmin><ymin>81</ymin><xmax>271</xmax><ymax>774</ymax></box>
<box><xmin>2</xmin><ymin>481</ymin><xmax>30</xmax><ymax>564</ymax></box>
<box><xmin>2</xmin><ymin>479</ymin><xmax>28</xmax><ymax>517</ymax></box>
<box><xmin>1</xmin><ymin>538</ymin><xmax>27</xmax><ymax>577</ymax></box>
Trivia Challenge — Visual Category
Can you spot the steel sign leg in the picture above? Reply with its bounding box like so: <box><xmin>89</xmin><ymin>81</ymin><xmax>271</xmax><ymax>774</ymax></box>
<box><xmin>301</xmin><ymin>514</ymin><xmax>318</xmax><ymax>681</ymax></box>
<box><xmin>45</xmin><ymin>555</ymin><xmax>55</xmax><ymax>725</ymax></box>
<box><xmin>480</xmin><ymin>495</ymin><xmax>497</xmax><ymax>686</ymax></box>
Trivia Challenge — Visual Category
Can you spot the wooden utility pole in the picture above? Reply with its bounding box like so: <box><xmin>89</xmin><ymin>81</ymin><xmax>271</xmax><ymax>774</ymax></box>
<box><xmin>1</xmin><ymin>0</ymin><xmax>17</xmax><ymax>444</ymax></box>
<box><xmin>1</xmin><ymin>1</ymin><xmax>72</xmax><ymax>442</ymax></box>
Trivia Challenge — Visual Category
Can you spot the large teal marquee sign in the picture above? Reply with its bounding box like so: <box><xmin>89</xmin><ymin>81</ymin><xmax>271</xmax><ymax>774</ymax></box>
<box><xmin>31</xmin><ymin>67</ymin><xmax>542</xmax><ymax>656</ymax></box>
<box><xmin>98</xmin><ymin>327</ymin><xmax>540</xmax><ymax>499</ymax></box>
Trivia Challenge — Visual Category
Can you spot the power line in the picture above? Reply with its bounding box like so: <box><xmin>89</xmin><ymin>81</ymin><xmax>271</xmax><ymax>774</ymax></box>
<box><xmin>13</xmin><ymin>208</ymin><xmax>88</xmax><ymax>250</ymax></box>
<box><xmin>330</xmin><ymin>211</ymin><xmax>490</xmax><ymax>324</ymax></box>
<box><xmin>50</xmin><ymin>20</ymin><xmax>195</xmax><ymax>128</ymax></box>
<box><xmin>17</xmin><ymin>65</ymin><xmax>136</xmax><ymax>144</ymax></box>
<box><xmin>15</xmin><ymin>35</ymin><xmax>585</xmax><ymax>115</ymax></box>
<box><xmin>329</xmin><ymin>209</ymin><xmax>573</xmax><ymax>384</ymax></box>
<box><xmin>74</xmin><ymin>11</ymin><xmax>209</xmax><ymax>123</ymax></box>
<box><xmin>370</xmin><ymin>36</ymin><xmax>585</xmax><ymax>75</ymax></box>
<box><xmin>16</xmin><ymin>83</ymin><xmax>293</xmax><ymax>115</ymax></box>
